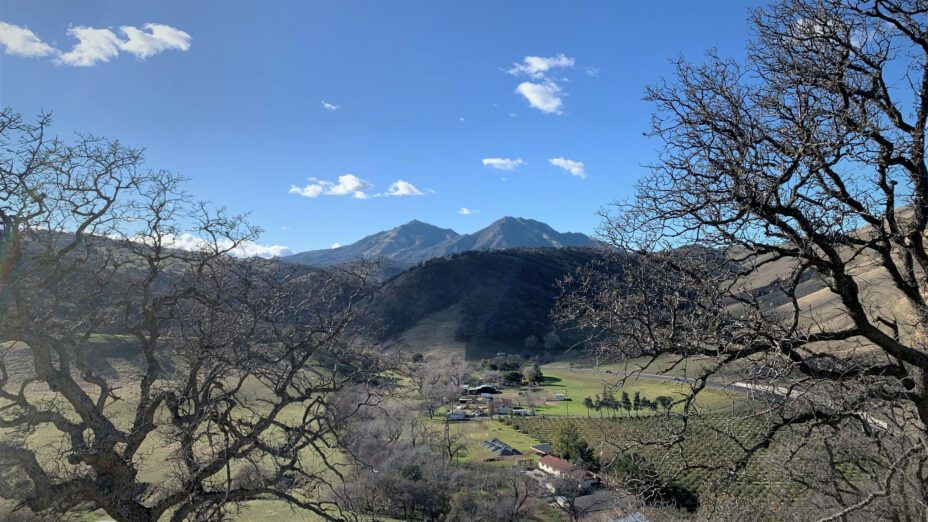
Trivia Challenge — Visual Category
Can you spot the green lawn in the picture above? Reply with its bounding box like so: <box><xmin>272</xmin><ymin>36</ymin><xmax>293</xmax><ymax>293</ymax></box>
<box><xmin>496</xmin><ymin>365</ymin><xmax>743</xmax><ymax>418</ymax></box>
<box><xmin>544</xmin><ymin>353</ymin><xmax>720</xmax><ymax>378</ymax></box>
<box><xmin>425</xmin><ymin>417</ymin><xmax>542</xmax><ymax>465</ymax></box>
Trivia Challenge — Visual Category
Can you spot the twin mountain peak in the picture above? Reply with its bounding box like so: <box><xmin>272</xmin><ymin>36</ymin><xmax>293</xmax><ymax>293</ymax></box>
<box><xmin>283</xmin><ymin>217</ymin><xmax>593</xmax><ymax>266</ymax></box>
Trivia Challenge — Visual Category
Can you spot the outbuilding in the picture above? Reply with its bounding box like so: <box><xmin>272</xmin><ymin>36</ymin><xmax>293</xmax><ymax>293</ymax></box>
<box><xmin>467</xmin><ymin>384</ymin><xmax>499</xmax><ymax>395</ymax></box>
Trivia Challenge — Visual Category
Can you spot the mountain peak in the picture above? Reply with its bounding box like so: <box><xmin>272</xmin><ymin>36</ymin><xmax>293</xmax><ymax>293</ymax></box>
<box><xmin>398</xmin><ymin>219</ymin><xmax>456</xmax><ymax>233</ymax></box>
<box><xmin>283</xmin><ymin>217</ymin><xmax>592</xmax><ymax>267</ymax></box>
<box><xmin>491</xmin><ymin>216</ymin><xmax>545</xmax><ymax>227</ymax></box>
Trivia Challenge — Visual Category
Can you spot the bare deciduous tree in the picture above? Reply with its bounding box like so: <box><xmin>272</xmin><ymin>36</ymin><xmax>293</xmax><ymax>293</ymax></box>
<box><xmin>0</xmin><ymin>110</ymin><xmax>386</xmax><ymax>521</ymax></box>
<box><xmin>557</xmin><ymin>0</ymin><xmax>928</xmax><ymax>517</ymax></box>
<box><xmin>406</xmin><ymin>355</ymin><xmax>468</xmax><ymax>419</ymax></box>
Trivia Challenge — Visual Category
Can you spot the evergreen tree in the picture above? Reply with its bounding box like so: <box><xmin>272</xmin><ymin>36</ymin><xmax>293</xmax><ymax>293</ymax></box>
<box><xmin>620</xmin><ymin>391</ymin><xmax>632</xmax><ymax>416</ymax></box>
<box><xmin>553</xmin><ymin>424</ymin><xmax>598</xmax><ymax>470</ymax></box>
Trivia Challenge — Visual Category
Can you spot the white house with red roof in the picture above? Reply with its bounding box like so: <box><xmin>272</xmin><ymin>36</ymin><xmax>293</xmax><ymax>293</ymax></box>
<box><xmin>538</xmin><ymin>455</ymin><xmax>599</xmax><ymax>491</ymax></box>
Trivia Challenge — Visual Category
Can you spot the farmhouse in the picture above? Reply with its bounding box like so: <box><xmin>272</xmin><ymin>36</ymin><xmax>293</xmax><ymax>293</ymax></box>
<box><xmin>538</xmin><ymin>455</ymin><xmax>599</xmax><ymax>491</ymax></box>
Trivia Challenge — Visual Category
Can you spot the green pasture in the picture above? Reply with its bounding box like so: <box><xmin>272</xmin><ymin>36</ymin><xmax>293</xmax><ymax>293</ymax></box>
<box><xmin>497</xmin><ymin>365</ymin><xmax>743</xmax><ymax>417</ymax></box>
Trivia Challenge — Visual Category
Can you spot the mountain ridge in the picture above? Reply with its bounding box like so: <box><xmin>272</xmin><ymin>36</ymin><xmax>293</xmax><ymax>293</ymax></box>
<box><xmin>283</xmin><ymin>217</ymin><xmax>594</xmax><ymax>266</ymax></box>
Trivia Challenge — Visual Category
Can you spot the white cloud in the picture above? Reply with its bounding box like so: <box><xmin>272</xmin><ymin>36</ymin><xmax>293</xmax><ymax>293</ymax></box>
<box><xmin>482</xmin><ymin>157</ymin><xmax>526</xmax><ymax>171</ymax></box>
<box><xmin>515</xmin><ymin>81</ymin><xmax>564</xmax><ymax>114</ymax></box>
<box><xmin>132</xmin><ymin>233</ymin><xmax>290</xmax><ymax>259</ymax></box>
<box><xmin>331</xmin><ymin>242</ymin><xmax>342</xmax><ymax>249</ymax></box>
<box><xmin>549</xmin><ymin>157</ymin><xmax>586</xmax><ymax>179</ymax></box>
<box><xmin>509</xmin><ymin>113</ymin><xmax>518</xmax><ymax>118</ymax></box>
<box><xmin>385</xmin><ymin>180</ymin><xmax>424</xmax><ymax>197</ymax></box>
<box><xmin>233</xmin><ymin>241</ymin><xmax>292</xmax><ymax>259</ymax></box>
<box><xmin>507</xmin><ymin>53</ymin><xmax>575</xmax><ymax>79</ymax></box>
<box><xmin>458</xmin><ymin>207</ymin><xmax>478</xmax><ymax>215</ymax></box>
<box><xmin>326</xmin><ymin>174</ymin><xmax>371</xmax><ymax>196</ymax></box>
<box><xmin>0</xmin><ymin>22</ymin><xmax>55</xmax><ymax>57</ymax></box>
<box><xmin>458</xmin><ymin>117</ymin><xmax>466</xmax><ymax>122</ymax></box>
<box><xmin>0</xmin><ymin>22</ymin><xmax>191</xmax><ymax>67</ymax></box>
<box><xmin>322</xmin><ymin>100</ymin><xmax>340</xmax><ymax>111</ymax></box>
<box><xmin>289</xmin><ymin>175</ymin><xmax>426</xmax><ymax>199</ymax></box>
<box><xmin>584</xmin><ymin>66</ymin><xmax>601</xmax><ymax>78</ymax></box>
<box><xmin>289</xmin><ymin>174</ymin><xmax>373</xmax><ymax>199</ymax></box>
<box><xmin>56</xmin><ymin>26</ymin><xmax>123</xmax><ymax>66</ymax></box>
<box><xmin>119</xmin><ymin>23</ymin><xmax>191</xmax><ymax>59</ymax></box>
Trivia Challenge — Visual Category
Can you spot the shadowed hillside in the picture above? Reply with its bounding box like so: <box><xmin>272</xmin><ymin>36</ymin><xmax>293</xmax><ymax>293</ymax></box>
<box><xmin>367</xmin><ymin>247</ymin><xmax>611</xmax><ymax>356</ymax></box>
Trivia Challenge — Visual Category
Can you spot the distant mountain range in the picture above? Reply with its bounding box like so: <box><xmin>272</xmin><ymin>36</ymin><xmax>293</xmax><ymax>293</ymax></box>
<box><xmin>282</xmin><ymin>217</ymin><xmax>594</xmax><ymax>266</ymax></box>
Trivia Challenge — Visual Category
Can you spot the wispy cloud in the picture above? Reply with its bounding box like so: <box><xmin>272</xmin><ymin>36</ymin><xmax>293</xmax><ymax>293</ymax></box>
<box><xmin>289</xmin><ymin>175</ymin><xmax>426</xmax><ymax>199</ymax></box>
<box><xmin>384</xmin><ymin>180</ymin><xmax>424</xmax><ymax>197</ymax></box>
<box><xmin>0</xmin><ymin>22</ymin><xmax>55</xmax><ymax>57</ymax></box>
<box><xmin>289</xmin><ymin>174</ymin><xmax>373</xmax><ymax>199</ymax></box>
<box><xmin>0</xmin><ymin>21</ymin><xmax>190</xmax><ymax>67</ymax></box>
<box><xmin>458</xmin><ymin>207</ymin><xmax>478</xmax><ymax>215</ymax></box>
<box><xmin>321</xmin><ymin>100</ymin><xmax>340</xmax><ymax>111</ymax></box>
<box><xmin>505</xmin><ymin>53</ymin><xmax>578</xmax><ymax>115</ymax></box>
<box><xmin>482</xmin><ymin>157</ymin><xmax>526</xmax><ymax>171</ymax></box>
<box><xmin>507</xmin><ymin>53</ymin><xmax>575</xmax><ymax>79</ymax></box>
<box><xmin>549</xmin><ymin>157</ymin><xmax>586</xmax><ymax>179</ymax></box>
<box><xmin>584</xmin><ymin>66</ymin><xmax>601</xmax><ymax>78</ymax></box>
<box><xmin>515</xmin><ymin>81</ymin><xmax>564</xmax><ymax>114</ymax></box>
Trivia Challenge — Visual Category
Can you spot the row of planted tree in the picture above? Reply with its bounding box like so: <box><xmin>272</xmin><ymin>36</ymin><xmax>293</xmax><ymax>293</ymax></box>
<box><xmin>582</xmin><ymin>388</ymin><xmax>674</xmax><ymax>418</ymax></box>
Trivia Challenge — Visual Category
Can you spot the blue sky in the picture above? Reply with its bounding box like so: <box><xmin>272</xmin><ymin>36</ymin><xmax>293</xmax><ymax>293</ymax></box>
<box><xmin>1</xmin><ymin>1</ymin><xmax>756</xmax><ymax>254</ymax></box>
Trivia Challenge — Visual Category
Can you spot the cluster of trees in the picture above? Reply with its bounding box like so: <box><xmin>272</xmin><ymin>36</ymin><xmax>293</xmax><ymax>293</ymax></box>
<box><xmin>552</xmin><ymin>424</ymin><xmax>598</xmax><ymax>470</ymax></box>
<box><xmin>479</xmin><ymin>354</ymin><xmax>525</xmax><ymax>372</ymax></box>
<box><xmin>523</xmin><ymin>331</ymin><xmax>563</xmax><ymax>351</ymax></box>
<box><xmin>335</xmin><ymin>397</ymin><xmax>545</xmax><ymax>521</ymax></box>
<box><xmin>522</xmin><ymin>362</ymin><xmax>544</xmax><ymax>385</ymax></box>
<box><xmin>612</xmin><ymin>453</ymin><xmax>699</xmax><ymax>512</ymax></box>
<box><xmin>582</xmin><ymin>389</ymin><xmax>674</xmax><ymax>418</ymax></box>
<box><xmin>478</xmin><ymin>355</ymin><xmax>544</xmax><ymax>386</ymax></box>
<box><xmin>405</xmin><ymin>353</ymin><xmax>469</xmax><ymax>419</ymax></box>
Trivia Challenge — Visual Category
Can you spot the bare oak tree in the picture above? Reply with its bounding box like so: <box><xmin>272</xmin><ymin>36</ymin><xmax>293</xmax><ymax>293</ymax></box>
<box><xmin>0</xmin><ymin>110</ymin><xmax>386</xmax><ymax>521</ymax></box>
<box><xmin>557</xmin><ymin>0</ymin><xmax>928</xmax><ymax>518</ymax></box>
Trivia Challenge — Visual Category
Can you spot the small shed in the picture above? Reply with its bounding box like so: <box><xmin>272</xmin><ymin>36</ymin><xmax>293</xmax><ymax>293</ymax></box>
<box><xmin>530</xmin><ymin>443</ymin><xmax>554</xmax><ymax>455</ymax></box>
